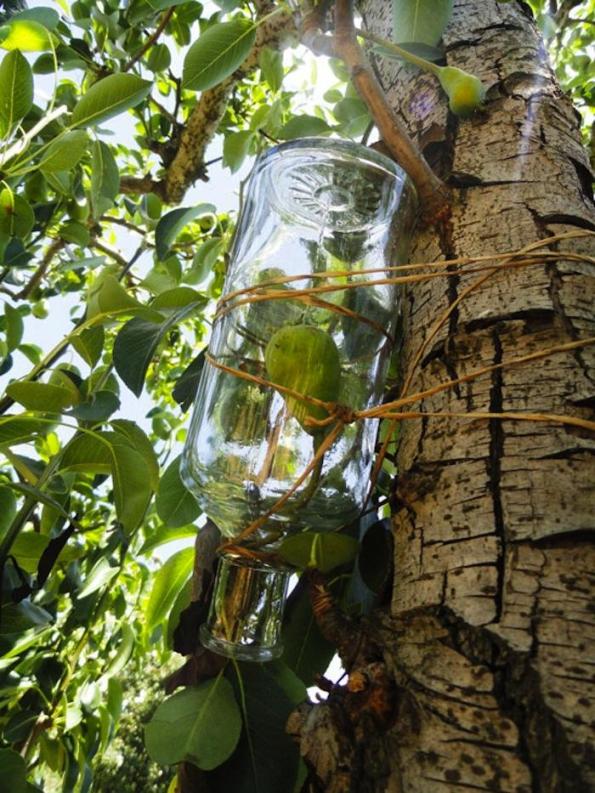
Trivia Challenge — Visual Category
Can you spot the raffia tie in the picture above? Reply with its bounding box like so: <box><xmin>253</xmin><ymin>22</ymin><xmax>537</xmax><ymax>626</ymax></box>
<box><xmin>204</xmin><ymin>230</ymin><xmax>595</xmax><ymax>557</ymax></box>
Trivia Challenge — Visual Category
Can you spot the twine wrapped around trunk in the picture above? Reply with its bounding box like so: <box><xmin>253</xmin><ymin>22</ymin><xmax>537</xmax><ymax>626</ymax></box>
<box><xmin>204</xmin><ymin>230</ymin><xmax>595</xmax><ymax>559</ymax></box>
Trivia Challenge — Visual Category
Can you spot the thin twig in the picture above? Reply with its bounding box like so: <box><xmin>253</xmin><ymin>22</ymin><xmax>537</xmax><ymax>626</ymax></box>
<box><xmin>332</xmin><ymin>0</ymin><xmax>450</xmax><ymax>222</ymax></box>
<box><xmin>122</xmin><ymin>8</ymin><xmax>175</xmax><ymax>73</ymax></box>
<box><xmin>15</xmin><ymin>239</ymin><xmax>66</xmax><ymax>300</ymax></box>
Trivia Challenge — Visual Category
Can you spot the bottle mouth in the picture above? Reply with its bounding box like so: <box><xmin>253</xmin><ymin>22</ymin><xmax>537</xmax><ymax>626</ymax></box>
<box><xmin>200</xmin><ymin>552</ymin><xmax>292</xmax><ymax>662</ymax></box>
<box><xmin>257</xmin><ymin>137</ymin><xmax>413</xmax><ymax>233</ymax></box>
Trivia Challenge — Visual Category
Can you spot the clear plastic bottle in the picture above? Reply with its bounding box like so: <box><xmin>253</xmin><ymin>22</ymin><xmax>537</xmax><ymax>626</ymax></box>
<box><xmin>181</xmin><ymin>138</ymin><xmax>416</xmax><ymax>660</ymax></box>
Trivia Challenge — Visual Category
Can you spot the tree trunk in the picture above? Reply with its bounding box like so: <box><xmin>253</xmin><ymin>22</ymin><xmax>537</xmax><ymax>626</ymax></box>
<box><xmin>293</xmin><ymin>2</ymin><xmax>595</xmax><ymax>791</ymax></box>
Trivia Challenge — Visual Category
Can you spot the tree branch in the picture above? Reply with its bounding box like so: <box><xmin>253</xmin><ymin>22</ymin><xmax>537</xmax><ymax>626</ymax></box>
<box><xmin>119</xmin><ymin>174</ymin><xmax>166</xmax><ymax>199</ymax></box>
<box><xmin>331</xmin><ymin>0</ymin><xmax>450</xmax><ymax>223</ymax></box>
<box><xmin>163</xmin><ymin>3</ymin><xmax>294</xmax><ymax>204</ymax></box>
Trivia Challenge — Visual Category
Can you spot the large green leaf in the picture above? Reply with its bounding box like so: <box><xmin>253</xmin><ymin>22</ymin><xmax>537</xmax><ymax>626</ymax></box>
<box><xmin>211</xmin><ymin>663</ymin><xmax>305</xmax><ymax>793</ymax></box>
<box><xmin>113</xmin><ymin>296</ymin><xmax>203</xmax><ymax>397</ymax></box>
<box><xmin>111</xmin><ymin>419</ymin><xmax>160</xmax><ymax>490</ymax></box>
<box><xmin>154</xmin><ymin>204</ymin><xmax>215</xmax><ymax>260</ymax></box>
<box><xmin>0</xmin><ymin>416</ymin><xmax>47</xmax><ymax>446</ymax></box>
<box><xmin>144</xmin><ymin>677</ymin><xmax>242</xmax><ymax>769</ymax></box>
<box><xmin>6</xmin><ymin>381</ymin><xmax>79</xmax><ymax>412</ymax></box>
<box><xmin>155</xmin><ymin>454</ymin><xmax>200</xmax><ymax>528</ymax></box>
<box><xmin>392</xmin><ymin>0</ymin><xmax>453</xmax><ymax>46</ymax></box>
<box><xmin>182</xmin><ymin>19</ymin><xmax>256</xmax><ymax>92</ymax></box>
<box><xmin>0</xmin><ymin>49</ymin><xmax>33</xmax><ymax>133</ymax></box>
<box><xmin>0</xmin><ymin>19</ymin><xmax>54</xmax><ymax>51</ymax></box>
<box><xmin>38</xmin><ymin>131</ymin><xmax>88</xmax><ymax>173</ymax></box>
<box><xmin>145</xmin><ymin>545</ymin><xmax>194</xmax><ymax>634</ymax></box>
<box><xmin>70</xmin><ymin>73</ymin><xmax>152</xmax><ymax>128</ymax></box>
<box><xmin>90</xmin><ymin>140</ymin><xmax>119</xmax><ymax>219</ymax></box>
<box><xmin>11</xmin><ymin>7</ymin><xmax>60</xmax><ymax>30</ymax></box>
<box><xmin>86</xmin><ymin>273</ymin><xmax>160</xmax><ymax>322</ymax></box>
<box><xmin>59</xmin><ymin>431</ymin><xmax>153</xmax><ymax>532</ymax></box>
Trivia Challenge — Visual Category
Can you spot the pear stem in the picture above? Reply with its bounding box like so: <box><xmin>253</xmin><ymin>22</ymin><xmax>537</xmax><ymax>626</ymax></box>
<box><xmin>355</xmin><ymin>28</ymin><xmax>442</xmax><ymax>76</ymax></box>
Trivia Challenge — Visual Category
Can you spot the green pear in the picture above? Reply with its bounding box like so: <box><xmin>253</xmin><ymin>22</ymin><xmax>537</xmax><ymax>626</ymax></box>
<box><xmin>438</xmin><ymin>66</ymin><xmax>485</xmax><ymax>118</ymax></box>
<box><xmin>264</xmin><ymin>324</ymin><xmax>341</xmax><ymax>433</ymax></box>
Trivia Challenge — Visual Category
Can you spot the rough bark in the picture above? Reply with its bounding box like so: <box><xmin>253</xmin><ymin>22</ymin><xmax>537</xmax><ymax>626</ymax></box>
<box><xmin>292</xmin><ymin>1</ymin><xmax>595</xmax><ymax>791</ymax></box>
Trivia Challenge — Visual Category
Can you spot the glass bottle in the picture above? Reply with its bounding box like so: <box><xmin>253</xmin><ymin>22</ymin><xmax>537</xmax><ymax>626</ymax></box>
<box><xmin>181</xmin><ymin>138</ymin><xmax>416</xmax><ymax>661</ymax></box>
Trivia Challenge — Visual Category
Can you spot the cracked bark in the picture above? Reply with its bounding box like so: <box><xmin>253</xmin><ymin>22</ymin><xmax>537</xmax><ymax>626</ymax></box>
<box><xmin>291</xmin><ymin>2</ymin><xmax>595</xmax><ymax>791</ymax></box>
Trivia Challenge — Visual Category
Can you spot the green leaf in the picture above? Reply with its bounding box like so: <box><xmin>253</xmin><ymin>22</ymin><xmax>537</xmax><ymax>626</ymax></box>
<box><xmin>127</xmin><ymin>0</ymin><xmax>186</xmax><ymax>24</ymax></box>
<box><xmin>7</xmin><ymin>481</ymin><xmax>70</xmax><ymax>518</ymax></box>
<box><xmin>392</xmin><ymin>0</ymin><xmax>453</xmax><ymax>46</ymax></box>
<box><xmin>69</xmin><ymin>390</ymin><xmax>120</xmax><ymax>421</ymax></box>
<box><xmin>145</xmin><ymin>545</ymin><xmax>194</xmax><ymax>634</ymax></box>
<box><xmin>186</xmin><ymin>238</ymin><xmax>224</xmax><ymax>285</ymax></box>
<box><xmin>211</xmin><ymin>663</ymin><xmax>305</xmax><ymax>793</ymax></box>
<box><xmin>11</xmin><ymin>7</ymin><xmax>60</xmax><ymax>30</ymax></box>
<box><xmin>0</xmin><ymin>50</ymin><xmax>33</xmax><ymax>133</ymax></box>
<box><xmin>259</xmin><ymin>46</ymin><xmax>283</xmax><ymax>92</ymax></box>
<box><xmin>278</xmin><ymin>115</ymin><xmax>332</xmax><ymax>140</ymax></box>
<box><xmin>0</xmin><ymin>189</ymin><xmax>34</xmax><ymax>239</ymax></box>
<box><xmin>58</xmin><ymin>220</ymin><xmax>89</xmax><ymax>246</ymax></box>
<box><xmin>70</xmin><ymin>73</ymin><xmax>152</xmax><ymax>128</ymax></box>
<box><xmin>12</xmin><ymin>531</ymin><xmax>50</xmax><ymax>573</ymax></box>
<box><xmin>279</xmin><ymin>532</ymin><xmax>359</xmax><ymax>573</ymax></box>
<box><xmin>144</xmin><ymin>677</ymin><xmax>241</xmax><ymax>769</ymax></box>
<box><xmin>5</xmin><ymin>303</ymin><xmax>24</xmax><ymax>351</ymax></box>
<box><xmin>113</xmin><ymin>298</ymin><xmax>201</xmax><ymax>397</ymax></box>
<box><xmin>172</xmin><ymin>350</ymin><xmax>205</xmax><ymax>411</ymax></box>
<box><xmin>106</xmin><ymin>623</ymin><xmax>135</xmax><ymax>676</ymax></box>
<box><xmin>77</xmin><ymin>557</ymin><xmax>119</xmax><ymax>598</ymax></box>
<box><xmin>333</xmin><ymin>97</ymin><xmax>371</xmax><ymax>137</ymax></box>
<box><xmin>86</xmin><ymin>273</ymin><xmax>158</xmax><ymax>322</ymax></box>
<box><xmin>60</xmin><ymin>431</ymin><xmax>153</xmax><ymax>532</ymax></box>
<box><xmin>38</xmin><ymin>131</ymin><xmax>88</xmax><ymax>173</ymax></box>
<box><xmin>141</xmin><ymin>523</ymin><xmax>196</xmax><ymax>555</ymax></box>
<box><xmin>111</xmin><ymin>419</ymin><xmax>160</xmax><ymax>490</ymax></box>
<box><xmin>155</xmin><ymin>455</ymin><xmax>200</xmax><ymax>528</ymax></box>
<box><xmin>0</xmin><ymin>484</ymin><xmax>17</xmax><ymax>541</ymax></box>
<box><xmin>155</xmin><ymin>203</ymin><xmax>216</xmax><ymax>261</ymax></box>
<box><xmin>0</xmin><ymin>601</ymin><xmax>52</xmax><ymax>635</ymax></box>
<box><xmin>0</xmin><ymin>19</ymin><xmax>54</xmax><ymax>51</ymax></box>
<box><xmin>90</xmin><ymin>140</ymin><xmax>119</xmax><ymax>219</ymax></box>
<box><xmin>281</xmin><ymin>580</ymin><xmax>335</xmax><ymax>686</ymax></box>
<box><xmin>0</xmin><ymin>416</ymin><xmax>46</xmax><ymax>446</ymax></box>
<box><xmin>147</xmin><ymin>42</ymin><xmax>171</xmax><ymax>72</ymax></box>
<box><xmin>182</xmin><ymin>19</ymin><xmax>256</xmax><ymax>92</ymax></box>
<box><xmin>0</xmin><ymin>748</ymin><xmax>28</xmax><ymax>793</ymax></box>
<box><xmin>223</xmin><ymin>130</ymin><xmax>253</xmax><ymax>174</ymax></box>
<box><xmin>6</xmin><ymin>381</ymin><xmax>79</xmax><ymax>412</ymax></box>
<box><xmin>72</xmin><ymin>325</ymin><xmax>104</xmax><ymax>368</ymax></box>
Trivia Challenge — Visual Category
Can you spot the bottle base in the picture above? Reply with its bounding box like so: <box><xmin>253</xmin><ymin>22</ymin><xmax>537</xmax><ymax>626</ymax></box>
<box><xmin>200</xmin><ymin>623</ymin><xmax>282</xmax><ymax>662</ymax></box>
